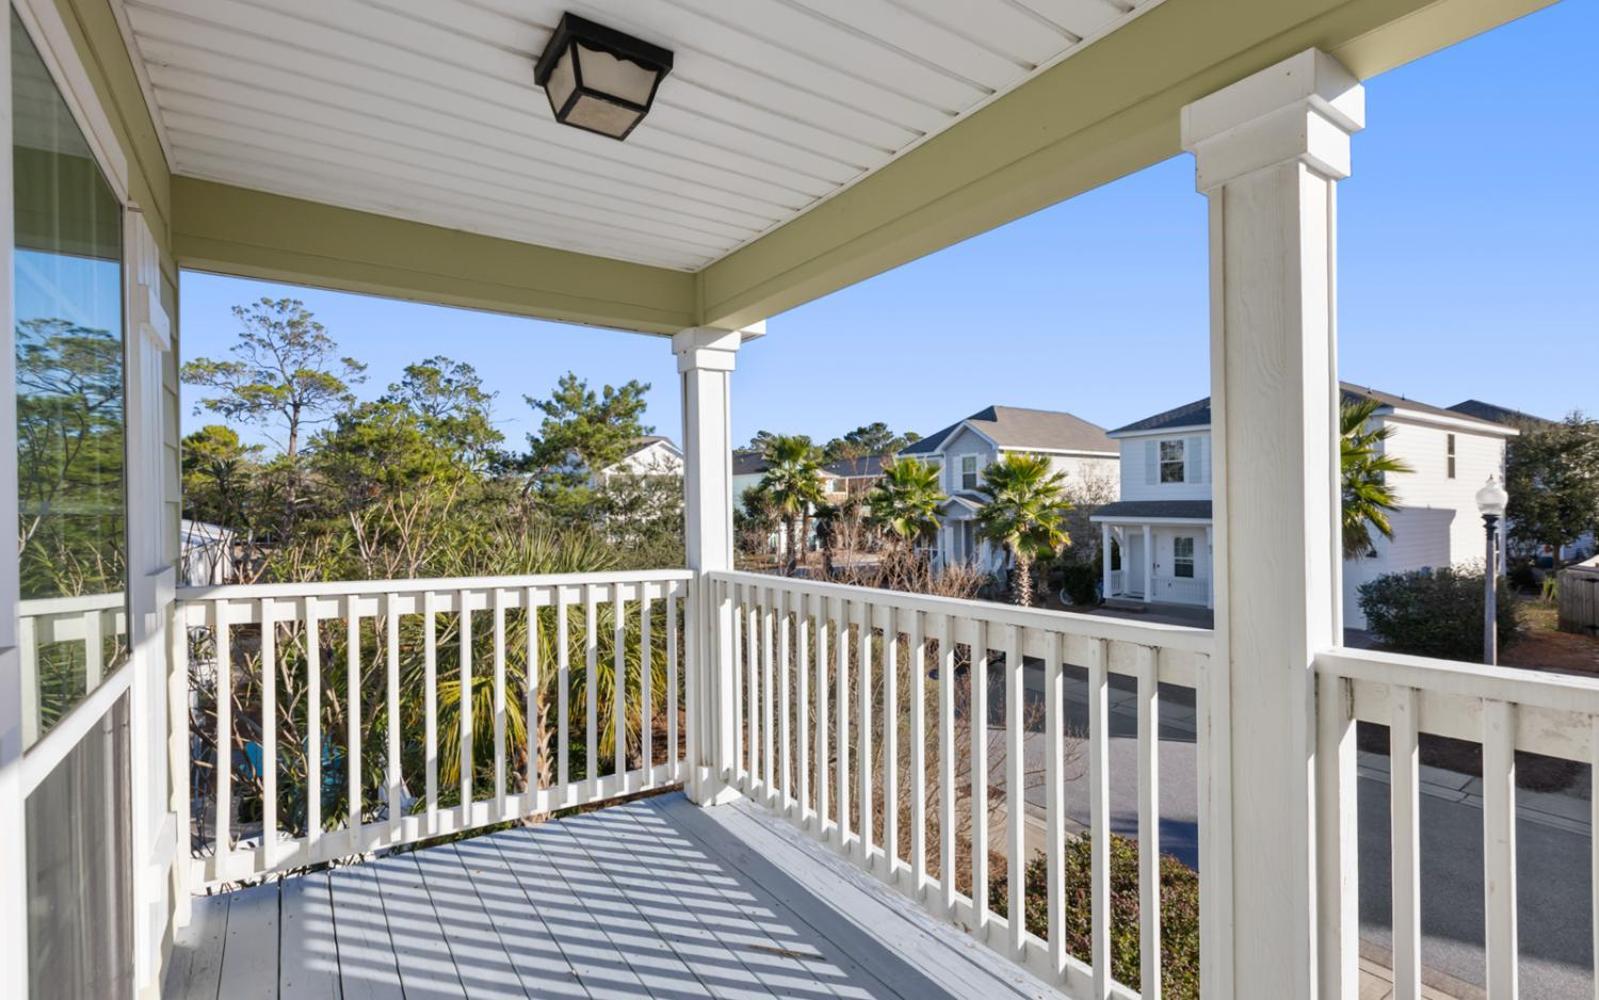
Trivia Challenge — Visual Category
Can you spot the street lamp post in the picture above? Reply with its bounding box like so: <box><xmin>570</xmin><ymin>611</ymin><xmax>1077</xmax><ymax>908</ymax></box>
<box><xmin>1476</xmin><ymin>475</ymin><xmax>1509</xmax><ymax>665</ymax></box>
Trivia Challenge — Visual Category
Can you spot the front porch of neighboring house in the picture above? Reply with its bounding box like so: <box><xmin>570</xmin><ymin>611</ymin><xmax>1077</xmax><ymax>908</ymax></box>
<box><xmin>5</xmin><ymin>4</ymin><xmax>1589</xmax><ymax>1000</ymax></box>
<box><xmin>1091</xmin><ymin>506</ymin><xmax>1214</xmax><ymax>610</ymax></box>
<box><xmin>933</xmin><ymin>496</ymin><xmax>1001</xmax><ymax>575</ymax></box>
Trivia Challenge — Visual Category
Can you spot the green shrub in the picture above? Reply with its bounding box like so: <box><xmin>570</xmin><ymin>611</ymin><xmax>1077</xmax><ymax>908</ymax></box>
<box><xmin>989</xmin><ymin>833</ymin><xmax>1200</xmax><ymax>998</ymax></box>
<box><xmin>1358</xmin><ymin>566</ymin><xmax>1521</xmax><ymax>660</ymax></box>
<box><xmin>1506</xmin><ymin>559</ymin><xmax>1538</xmax><ymax>594</ymax></box>
<box><xmin>1057</xmin><ymin>560</ymin><xmax>1102</xmax><ymax>607</ymax></box>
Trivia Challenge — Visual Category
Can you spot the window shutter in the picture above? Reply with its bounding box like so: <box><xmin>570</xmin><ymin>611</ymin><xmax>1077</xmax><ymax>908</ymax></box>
<box><xmin>1186</xmin><ymin>435</ymin><xmax>1206</xmax><ymax>483</ymax></box>
<box><xmin>1145</xmin><ymin>440</ymin><xmax>1158</xmax><ymax>484</ymax></box>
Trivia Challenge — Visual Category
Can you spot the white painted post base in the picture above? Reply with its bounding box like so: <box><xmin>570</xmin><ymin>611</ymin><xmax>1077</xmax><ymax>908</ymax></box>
<box><xmin>1182</xmin><ymin>49</ymin><xmax>1364</xmax><ymax>1000</ymax></box>
<box><xmin>675</xmin><ymin>325</ymin><xmax>758</xmax><ymax>807</ymax></box>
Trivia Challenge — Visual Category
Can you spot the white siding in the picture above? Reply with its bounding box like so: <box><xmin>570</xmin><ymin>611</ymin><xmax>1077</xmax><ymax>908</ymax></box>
<box><xmin>1379</xmin><ymin>417</ymin><xmax>1507</xmax><ymax>570</ymax></box>
<box><xmin>1047</xmin><ymin>454</ymin><xmax>1121</xmax><ymax>498</ymax></box>
<box><xmin>1117</xmin><ymin>431</ymin><xmax>1213</xmax><ymax>502</ymax></box>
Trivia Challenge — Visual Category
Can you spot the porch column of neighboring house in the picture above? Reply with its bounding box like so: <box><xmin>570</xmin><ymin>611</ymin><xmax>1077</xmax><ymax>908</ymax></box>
<box><xmin>1205</xmin><ymin>525</ymin><xmax>1215</xmax><ymax>609</ymax></box>
<box><xmin>674</xmin><ymin>325</ymin><xmax>751</xmax><ymax>805</ymax></box>
<box><xmin>1141</xmin><ymin>524</ymin><xmax>1153</xmax><ymax>603</ymax></box>
<box><xmin>1101</xmin><ymin>522</ymin><xmax>1113</xmax><ymax>597</ymax></box>
<box><xmin>1183</xmin><ymin>50</ymin><xmax>1362</xmax><ymax>998</ymax></box>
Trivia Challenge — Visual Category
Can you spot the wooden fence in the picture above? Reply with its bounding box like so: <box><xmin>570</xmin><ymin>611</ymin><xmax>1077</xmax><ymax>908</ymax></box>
<box><xmin>1559</xmin><ymin>558</ymin><xmax>1599</xmax><ymax>636</ymax></box>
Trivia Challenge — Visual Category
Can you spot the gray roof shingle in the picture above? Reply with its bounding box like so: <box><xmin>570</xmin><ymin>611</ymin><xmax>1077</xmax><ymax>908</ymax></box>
<box><xmin>1091</xmin><ymin>500</ymin><xmax>1213</xmax><ymax>521</ymax></box>
<box><xmin>900</xmin><ymin>405</ymin><xmax>1115</xmax><ymax>456</ymax></box>
<box><xmin>1111</xmin><ymin>384</ymin><xmax>1509</xmax><ymax>436</ymax></box>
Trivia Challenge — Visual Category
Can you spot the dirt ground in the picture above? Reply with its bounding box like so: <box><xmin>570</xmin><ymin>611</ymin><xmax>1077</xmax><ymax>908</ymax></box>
<box><xmin>1501</xmin><ymin>596</ymin><xmax>1599</xmax><ymax>675</ymax></box>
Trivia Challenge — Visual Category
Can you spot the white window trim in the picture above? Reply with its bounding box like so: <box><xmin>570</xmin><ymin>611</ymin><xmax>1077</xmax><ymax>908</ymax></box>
<box><xmin>1173</xmin><ymin>535</ymin><xmax>1197</xmax><ymax>578</ymax></box>
<box><xmin>960</xmin><ymin>454</ymin><xmax>979</xmax><ymax>491</ymax></box>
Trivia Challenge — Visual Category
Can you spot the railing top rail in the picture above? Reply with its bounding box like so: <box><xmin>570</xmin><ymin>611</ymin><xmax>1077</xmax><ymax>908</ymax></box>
<box><xmin>177</xmin><ymin>567</ymin><xmax>694</xmax><ymax>603</ymax></box>
<box><xmin>19</xmin><ymin>592</ymin><xmax>127</xmax><ymax>615</ymax></box>
<box><xmin>1317</xmin><ymin>645</ymin><xmax>1599</xmax><ymax>715</ymax></box>
<box><xmin>710</xmin><ymin>569</ymin><xmax>1214</xmax><ymax>654</ymax></box>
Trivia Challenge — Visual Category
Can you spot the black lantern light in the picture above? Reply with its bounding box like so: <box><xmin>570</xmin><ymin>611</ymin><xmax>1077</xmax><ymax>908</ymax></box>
<box><xmin>534</xmin><ymin>14</ymin><xmax>674</xmax><ymax>141</ymax></box>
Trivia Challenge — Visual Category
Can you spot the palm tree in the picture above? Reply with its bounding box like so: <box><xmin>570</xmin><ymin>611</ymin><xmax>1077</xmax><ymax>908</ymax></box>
<box><xmin>756</xmin><ymin>435</ymin><xmax>825</xmax><ymax>575</ymax></box>
<box><xmin>1341</xmin><ymin>398</ymin><xmax>1413</xmax><ymax>559</ymax></box>
<box><xmin>975</xmin><ymin>453</ymin><xmax>1072</xmax><ymax>606</ymax></box>
<box><xmin>867</xmin><ymin>457</ymin><xmax>945</xmax><ymax>556</ymax></box>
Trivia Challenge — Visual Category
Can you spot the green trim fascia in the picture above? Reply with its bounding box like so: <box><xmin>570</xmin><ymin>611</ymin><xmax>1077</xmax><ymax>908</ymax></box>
<box><xmin>172</xmin><ymin>178</ymin><xmax>698</xmax><ymax>335</ymax></box>
<box><xmin>698</xmin><ymin>0</ymin><xmax>1552</xmax><ymax>329</ymax></box>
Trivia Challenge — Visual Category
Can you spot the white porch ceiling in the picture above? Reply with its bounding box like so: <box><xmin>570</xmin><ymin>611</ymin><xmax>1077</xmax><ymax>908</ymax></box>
<box><xmin>115</xmin><ymin>0</ymin><xmax>1160</xmax><ymax>272</ymax></box>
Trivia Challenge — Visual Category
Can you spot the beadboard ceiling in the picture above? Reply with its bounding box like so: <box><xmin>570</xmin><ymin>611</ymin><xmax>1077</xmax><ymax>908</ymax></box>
<box><xmin>114</xmin><ymin>0</ymin><xmax>1161</xmax><ymax>271</ymax></box>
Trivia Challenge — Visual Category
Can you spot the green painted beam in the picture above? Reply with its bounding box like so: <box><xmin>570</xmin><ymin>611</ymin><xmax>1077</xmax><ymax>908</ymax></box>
<box><xmin>698</xmin><ymin>0</ymin><xmax>1553</xmax><ymax>329</ymax></box>
<box><xmin>172</xmin><ymin>178</ymin><xmax>699</xmax><ymax>336</ymax></box>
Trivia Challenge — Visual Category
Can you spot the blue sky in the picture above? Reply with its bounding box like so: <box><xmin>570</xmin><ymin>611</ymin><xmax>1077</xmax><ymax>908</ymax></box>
<box><xmin>180</xmin><ymin>0</ymin><xmax>1598</xmax><ymax>454</ymax></box>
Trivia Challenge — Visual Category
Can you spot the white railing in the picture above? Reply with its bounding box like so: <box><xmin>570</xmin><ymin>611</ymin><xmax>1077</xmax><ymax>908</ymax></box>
<box><xmin>1314</xmin><ymin>647</ymin><xmax>1599</xmax><ymax>998</ymax></box>
<box><xmin>175</xmin><ymin>570</ymin><xmax>693</xmax><ymax>886</ymax></box>
<box><xmin>709</xmin><ymin>569</ymin><xmax>1213</xmax><ymax>999</ymax></box>
<box><xmin>18</xmin><ymin>593</ymin><xmax>128</xmax><ymax>745</ymax></box>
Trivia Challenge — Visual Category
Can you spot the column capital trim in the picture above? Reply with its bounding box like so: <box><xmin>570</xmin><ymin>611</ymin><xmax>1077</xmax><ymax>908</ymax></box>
<box><xmin>672</xmin><ymin>322</ymin><xmax>763</xmax><ymax>373</ymax></box>
<box><xmin>1182</xmin><ymin>49</ymin><xmax>1364</xmax><ymax>191</ymax></box>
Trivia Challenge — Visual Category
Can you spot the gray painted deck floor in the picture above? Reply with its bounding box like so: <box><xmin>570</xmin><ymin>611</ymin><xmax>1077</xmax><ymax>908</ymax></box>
<box><xmin>164</xmin><ymin>792</ymin><xmax>1062</xmax><ymax>1000</ymax></box>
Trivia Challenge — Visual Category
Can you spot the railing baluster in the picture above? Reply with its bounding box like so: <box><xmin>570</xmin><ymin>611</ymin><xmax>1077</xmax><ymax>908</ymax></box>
<box><xmin>557</xmin><ymin>587</ymin><xmax>570</xmax><ymax>797</ymax></box>
<box><xmin>460</xmin><ymin>591</ymin><xmax>474</xmax><ymax>813</ymax></box>
<box><xmin>939</xmin><ymin>613</ymin><xmax>956</xmax><ymax>915</ymax></box>
<box><xmin>346</xmin><ymin>599</ymin><xmax>361</xmax><ymax>843</ymax></box>
<box><xmin>1592</xmin><ymin>717</ymin><xmax>1599</xmax><ymax>1000</ymax></box>
<box><xmin>304</xmin><ymin>596</ymin><xmax>322</xmax><ymax>850</ymax></box>
<box><xmin>883</xmin><ymin>605</ymin><xmax>899</xmax><ymax>881</ymax></box>
<box><xmin>260</xmin><ymin>597</ymin><xmax>277</xmax><ymax>868</ymax></box>
<box><xmin>212</xmin><ymin>599</ymin><xmax>231</xmax><ymax>863</ymax></box>
<box><xmin>527</xmin><ymin>587</ymin><xmax>541</xmax><ymax>799</ymax></box>
<box><xmin>910</xmin><ymin>608</ymin><xmax>926</xmax><ymax>898</ymax></box>
<box><xmin>858</xmin><ymin>600</ymin><xmax>873</xmax><ymax>866</ymax></box>
<box><xmin>667</xmin><ymin>590</ymin><xmax>679</xmax><ymax>781</ymax></box>
<box><xmin>1005</xmin><ymin>623</ymin><xmax>1024</xmax><ymax>957</ymax></box>
<box><xmin>1483</xmin><ymin>698</ymin><xmax>1518</xmax><ymax>999</ymax></box>
<box><xmin>797</xmin><ymin>591</ymin><xmax>811</xmax><ymax>826</ymax></box>
<box><xmin>748</xmin><ymin>591</ymin><xmax>761</xmax><ymax>791</ymax></box>
<box><xmin>423</xmin><ymin>591</ymin><xmax>437</xmax><ymax>832</ymax></box>
<box><xmin>763</xmin><ymin>586</ymin><xmax>775</xmax><ymax>802</ymax></box>
<box><xmin>494</xmin><ymin>588</ymin><xmax>508</xmax><ymax>815</ymax></box>
<box><xmin>1044</xmin><ymin>630</ymin><xmax>1066</xmax><ymax>976</ymax></box>
<box><xmin>1317</xmin><ymin>671</ymin><xmax>1358</xmax><ymax>1000</ymax></box>
<box><xmin>584</xmin><ymin>584</ymin><xmax>598</xmax><ymax>801</ymax></box>
<box><xmin>641</xmin><ymin>585</ymin><xmax>653</xmax><ymax>784</ymax></box>
<box><xmin>19</xmin><ymin>616</ymin><xmax>38</xmax><ymax>748</ymax></box>
<box><xmin>837</xmin><ymin>597</ymin><xmax>851</xmax><ymax>852</ymax></box>
<box><xmin>1090</xmin><ymin>637</ymin><xmax>1110</xmax><ymax>997</ymax></box>
<box><xmin>734</xmin><ymin>584</ymin><xmax>746</xmax><ymax>788</ymax></box>
<box><xmin>1136</xmin><ymin>644</ymin><xmax>1161</xmax><ymax>998</ymax></box>
<box><xmin>779</xmin><ymin>589</ymin><xmax>792</xmax><ymax>814</ymax></box>
<box><xmin>972</xmin><ymin>619</ymin><xmax>990</xmax><ymax>934</ymax></box>
<box><xmin>614</xmin><ymin>581</ymin><xmax>627</xmax><ymax>792</ymax></box>
<box><xmin>84</xmin><ymin>606</ymin><xmax>104</xmax><ymax>690</ymax></box>
<box><xmin>817</xmin><ymin>596</ymin><xmax>830</xmax><ymax>837</ymax></box>
<box><xmin>1391</xmin><ymin>684</ymin><xmax>1422</xmax><ymax>1000</ymax></box>
<box><xmin>386</xmin><ymin>594</ymin><xmax>402</xmax><ymax>844</ymax></box>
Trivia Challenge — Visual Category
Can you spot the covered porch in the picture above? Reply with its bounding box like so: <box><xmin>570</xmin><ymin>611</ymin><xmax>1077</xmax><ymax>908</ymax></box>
<box><xmin>0</xmin><ymin>2</ymin><xmax>1583</xmax><ymax>1000</ymax></box>
<box><xmin>1091</xmin><ymin>505</ymin><xmax>1214</xmax><ymax>609</ymax></box>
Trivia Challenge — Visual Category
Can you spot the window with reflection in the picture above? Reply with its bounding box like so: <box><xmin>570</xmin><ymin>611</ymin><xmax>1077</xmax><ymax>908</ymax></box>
<box><xmin>13</xmin><ymin>10</ymin><xmax>126</xmax><ymax>746</ymax></box>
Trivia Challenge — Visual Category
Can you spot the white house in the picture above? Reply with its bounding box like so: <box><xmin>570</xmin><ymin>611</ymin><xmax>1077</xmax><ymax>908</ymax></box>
<box><xmin>898</xmin><ymin>405</ymin><xmax>1119</xmax><ymax>573</ymax></box>
<box><xmin>1094</xmin><ymin>385</ymin><xmax>1518</xmax><ymax>626</ymax></box>
<box><xmin>591</xmin><ymin>435</ymin><xmax>682</xmax><ymax>485</ymax></box>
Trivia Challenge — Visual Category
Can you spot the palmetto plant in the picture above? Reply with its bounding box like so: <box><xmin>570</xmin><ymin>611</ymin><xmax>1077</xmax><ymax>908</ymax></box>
<box><xmin>975</xmin><ymin>453</ymin><xmax>1073</xmax><ymax>607</ymax></box>
<box><xmin>867</xmin><ymin>457</ymin><xmax>946</xmax><ymax>554</ymax></box>
<box><xmin>1340</xmin><ymin>398</ymin><xmax>1412</xmax><ymax>559</ymax></box>
<box><xmin>755</xmin><ymin>434</ymin><xmax>826</xmax><ymax>575</ymax></box>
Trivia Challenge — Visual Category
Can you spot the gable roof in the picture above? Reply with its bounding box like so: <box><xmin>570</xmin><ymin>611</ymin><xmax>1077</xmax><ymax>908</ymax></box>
<box><xmin>732</xmin><ymin>449</ymin><xmax>769</xmax><ymax>476</ymax></box>
<box><xmin>619</xmin><ymin>435</ymin><xmax>679</xmax><ymax>460</ymax></box>
<box><xmin>823</xmin><ymin>454</ymin><xmax>889</xmax><ymax>479</ymax></box>
<box><xmin>900</xmin><ymin>405</ymin><xmax>1115</xmax><ymax>456</ymax></box>
<box><xmin>1448</xmin><ymin>399</ymin><xmax>1556</xmax><ymax>429</ymax></box>
<box><xmin>1112</xmin><ymin>384</ymin><xmax>1509</xmax><ymax>436</ymax></box>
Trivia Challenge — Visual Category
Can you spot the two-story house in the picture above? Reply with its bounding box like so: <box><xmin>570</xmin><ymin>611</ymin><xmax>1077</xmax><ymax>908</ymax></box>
<box><xmin>898</xmin><ymin>405</ymin><xmax>1119</xmax><ymax>573</ymax></box>
<box><xmin>1093</xmin><ymin>385</ymin><xmax>1517</xmax><ymax>625</ymax></box>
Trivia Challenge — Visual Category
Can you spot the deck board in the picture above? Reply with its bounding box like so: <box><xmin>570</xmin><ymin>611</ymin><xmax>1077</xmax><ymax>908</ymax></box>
<box><xmin>164</xmin><ymin>793</ymin><xmax>1065</xmax><ymax>1000</ymax></box>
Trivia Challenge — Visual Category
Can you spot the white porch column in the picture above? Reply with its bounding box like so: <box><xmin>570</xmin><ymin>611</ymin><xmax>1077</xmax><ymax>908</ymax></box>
<box><xmin>674</xmin><ymin>324</ymin><xmax>755</xmax><ymax>805</ymax></box>
<box><xmin>1101</xmin><ymin>523</ymin><xmax>1113</xmax><ymax>597</ymax></box>
<box><xmin>1183</xmin><ymin>50</ymin><xmax>1363</xmax><ymax>999</ymax></box>
<box><xmin>1141</xmin><ymin>524</ymin><xmax>1153</xmax><ymax>603</ymax></box>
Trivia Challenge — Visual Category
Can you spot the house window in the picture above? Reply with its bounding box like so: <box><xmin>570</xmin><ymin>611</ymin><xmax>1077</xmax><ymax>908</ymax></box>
<box><xmin>960</xmin><ymin>455</ymin><xmax>978</xmax><ymax>491</ymax></box>
<box><xmin>1159</xmin><ymin>440</ymin><xmax>1185</xmax><ymax>483</ymax></box>
<box><xmin>1446</xmin><ymin>434</ymin><xmax>1456</xmax><ymax>478</ymax></box>
<box><xmin>1173</xmin><ymin>537</ymin><xmax>1196</xmax><ymax>578</ymax></box>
